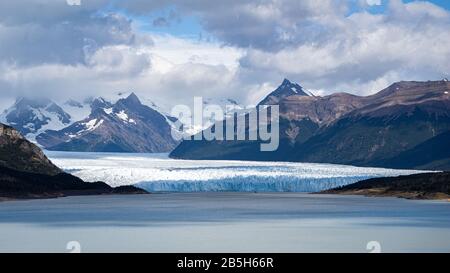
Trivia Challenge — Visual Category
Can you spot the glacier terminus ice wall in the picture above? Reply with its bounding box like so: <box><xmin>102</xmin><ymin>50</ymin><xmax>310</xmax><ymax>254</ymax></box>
<box><xmin>46</xmin><ymin>152</ymin><xmax>428</xmax><ymax>193</ymax></box>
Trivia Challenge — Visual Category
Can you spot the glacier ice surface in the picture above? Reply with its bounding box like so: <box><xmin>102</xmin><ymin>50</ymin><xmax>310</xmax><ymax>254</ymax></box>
<box><xmin>46</xmin><ymin>151</ymin><xmax>429</xmax><ymax>193</ymax></box>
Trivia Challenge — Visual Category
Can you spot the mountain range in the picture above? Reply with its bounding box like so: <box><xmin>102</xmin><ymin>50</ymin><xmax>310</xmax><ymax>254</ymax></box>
<box><xmin>0</xmin><ymin>92</ymin><xmax>248</xmax><ymax>153</ymax></box>
<box><xmin>0</xmin><ymin>97</ymin><xmax>72</xmax><ymax>141</ymax></box>
<box><xmin>1</xmin><ymin>93</ymin><xmax>180</xmax><ymax>153</ymax></box>
<box><xmin>170</xmin><ymin>79</ymin><xmax>450</xmax><ymax>170</ymax></box>
<box><xmin>2</xmin><ymin>78</ymin><xmax>449</xmax><ymax>170</ymax></box>
<box><xmin>37</xmin><ymin>93</ymin><xmax>179</xmax><ymax>153</ymax></box>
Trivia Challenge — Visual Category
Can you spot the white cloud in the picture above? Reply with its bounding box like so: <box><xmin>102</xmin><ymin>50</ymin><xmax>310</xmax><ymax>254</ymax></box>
<box><xmin>366</xmin><ymin>0</ymin><xmax>382</xmax><ymax>6</ymax></box>
<box><xmin>0</xmin><ymin>33</ymin><xmax>245</xmax><ymax>108</ymax></box>
<box><xmin>145</xmin><ymin>34</ymin><xmax>244</xmax><ymax>70</ymax></box>
<box><xmin>238</xmin><ymin>1</ymin><xmax>450</xmax><ymax>95</ymax></box>
<box><xmin>66</xmin><ymin>0</ymin><xmax>81</xmax><ymax>6</ymax></box>
<box><xmin>0</xmin><ymin>11</ymin><xmax>135</xmax><ymax>66</ymax></box>
<box><xmin>1</xmin><ymin>0</ymin><xmax>450</xmax><ymax>112</ymax></box>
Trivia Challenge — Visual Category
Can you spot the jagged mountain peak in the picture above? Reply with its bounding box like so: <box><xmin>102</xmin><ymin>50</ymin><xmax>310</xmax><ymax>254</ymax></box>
<box><xmin>90</xmin><ymin>97</ymin><xmax>112</xmax><ymax>110</ymax></box>
<box><xmin>281</xmin><ymin>78</ymin><xmax>297</xmax><ymax>87</ymax></box>
<box><xmin>36</xmin><ymin>92</ymin><xmax>180</xmax><ymax>153</ymax></box>
<box><xmin>122</xmin><ymin>92</ymin><xmax>142</xmax><ymax>105</ymax></box>
<box><xmin>279</xmin><ymin>78</ymin><xmax>308</xmax><ymax>96</ymax></box>
<box><xmin>259</xmin><ymin>78</ymin><xmax>309</xmax><ymax>105</ymax></box>
<box><xmin>0</xmin><ymin>97</ymin><xmax>73</xmax><ymax>139</ymax></box>
<box><xmin>101</xmin><ymin>92</ymin><xmax>143</xmax><ymax>110</ymax></box>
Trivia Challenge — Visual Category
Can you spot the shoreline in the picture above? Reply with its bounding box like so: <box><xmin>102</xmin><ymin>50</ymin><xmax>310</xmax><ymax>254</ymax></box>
<box><xmin>319</xmin><ymin>189</ymin><xmax>450</xmax><ymax>201</ymax></box>
<box><xmin>321</xmin><ymin>172</ymin><xmax>450</xmax><ymax>201</ymax></box>
<box><xmin>0</xmin><ymin>190</ymin><xmax>149</xmax><ymax>203</ymax></box>
<box><xmin>2</xmin><ymin>189</ymin><xmax>449</xmax><ymax>203</ymax></box>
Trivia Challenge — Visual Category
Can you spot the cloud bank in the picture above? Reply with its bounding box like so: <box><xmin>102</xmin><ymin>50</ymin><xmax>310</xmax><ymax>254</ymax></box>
<box><xmin>0</xmin><ymin>0</ymin><xmax>449</xmax><ymax>109</ymax></box>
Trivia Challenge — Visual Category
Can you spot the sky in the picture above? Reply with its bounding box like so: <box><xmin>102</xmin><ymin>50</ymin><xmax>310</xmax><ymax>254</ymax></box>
<box><xmin>0</xmin><ymin>0</ymin><xmax>450</xmax><ymax>110</ymax></box>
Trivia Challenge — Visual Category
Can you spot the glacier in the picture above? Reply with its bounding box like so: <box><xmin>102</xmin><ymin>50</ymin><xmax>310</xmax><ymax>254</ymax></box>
<box><xmin>135</xmin><ymin>176</ymin><xmax>387</xmax><ymax>192</ymax></box>
<box><xmin>46</xmin><ymin>151</ymin><xmax>429</xmax><ymax>193</ymax></box>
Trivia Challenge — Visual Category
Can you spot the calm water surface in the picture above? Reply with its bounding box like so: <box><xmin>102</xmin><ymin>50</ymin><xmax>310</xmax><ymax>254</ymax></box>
<box><xmin>0</xmin><ymin>193</ymin><xmax>449</xmax><ymax>252</ymax></box>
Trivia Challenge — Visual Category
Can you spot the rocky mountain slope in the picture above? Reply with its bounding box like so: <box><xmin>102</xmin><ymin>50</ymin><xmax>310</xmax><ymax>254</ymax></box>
<box><xmin>0</xmin><ymin>123</ymin><xmax>61</xmax><ymax>176</ymax></box>
<box><xmin>0</xmin><ymin>92</ymin><xmax>181</xmax><ymax>153</ymax></box>
<box><xmin>379</xmin><ymin>130</ymin><xmax>450</xmax><ymax>170</ymax></box>
<box><xmin>0</xmin><ymin>123</ymin><xmax>146</xmax><ymax>200</ymax></box>
<box><xmin>37</xmin><ymin>93</ymin><xmax>179</xmax><ymax>153</ymax></box>
<box><xmin>171</xmin><ymin>79</ymin><xmax>315</xmax><ymax>161</ymax></box>
<box><xmin>292</xmin><ymin>81</ymin><xmax>450</xmax><ymax>168</ymax></box>
<box><xmin>171</xmin><ymin>79</ymin><xmax>450</xmax><ymax>170</ymax></box>
<box><xmin>170</xmin><ymin>78</ymin><xmax>368</xmax><ymax>161</ymax></box>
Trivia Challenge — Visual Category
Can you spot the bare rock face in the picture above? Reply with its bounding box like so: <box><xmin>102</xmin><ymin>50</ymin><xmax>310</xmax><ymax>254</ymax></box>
<box><xmin>0</xmin><ymin>124</ymin><xmax>24</xmax><ymax>140</ymax></box>
<box><xmin>0</xmin><ymin>123</ymin><xmax>61</xmax><ymax>176</ymax></box>
<box><xmin>279</xmin><ymin>92</ymin><xmax>366</xmax><ymax>126</ymax></box>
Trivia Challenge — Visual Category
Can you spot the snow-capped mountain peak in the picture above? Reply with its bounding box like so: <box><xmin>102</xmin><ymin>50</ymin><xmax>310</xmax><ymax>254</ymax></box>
<box><xmin>90</xmin><ymin>97</ymin><xmax>112</xmax><ymax>110</ymax></box>
<box><xmin>0</xmin><ymin>97</ymin><xmax>73</xmax><ymax>142</ymax></box>
<box><xmin>258</xmin><ymin>78</ymin><xmax>309</xmax><ymax>105</ymax></box>
<box><xmin>123</xmin><ymin>92</ymin><xmax>141</xmax><ymax>104</ymax></box>
<box><xmin>36</xmin><ymin>93</ymin><xmax>180</xmax><ymax>153</ymax></box>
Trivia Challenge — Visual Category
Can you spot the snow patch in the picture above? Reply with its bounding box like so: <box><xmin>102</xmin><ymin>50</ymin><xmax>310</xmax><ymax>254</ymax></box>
<box><xmin>74</xmin><ymin>119</ymin><xmax>104</xmax><ymax>136</ymax></box>
<box><xmin>59</xmin><ymin>100</ymin><xmax>90</xmax><ymax>123</ymax></box>
<box><xmin>31</xmin><ymin>109</ymin><xmax>46</xmax><ymax>122</ymax></box>
<box><xmin>116</xmin><ymin>110</ymin><xmax>129</xmax><ymax>121</ymax></box>
<box><xmin>25</xmin><ymin>106</ymin><xmax>72</xmax><ymax>142</ymax></box>
<box><xmin>104</xmin><ymin>108</ymin><xmax>113</xmax><ymax>115</ymax></box>
<box><xmin>84</xmin><ymin>119</ymin><xmax>98</xmax><ymax>129</ymax></box>
<box><xmin>115</xmin><ymin>110</ymin><xmax>136</xmax><ymax>124</ymax></box>
<box><xmin>66</xmin><ymin>119</ymin><xmax>104</xmax><ymax>140</ymax></box>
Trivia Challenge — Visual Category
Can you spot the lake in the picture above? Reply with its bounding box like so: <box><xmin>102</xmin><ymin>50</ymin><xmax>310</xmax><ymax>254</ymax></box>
<box><xmin>0</xmin><ymin>193</ymin><xmax>449</xmax><ymax>253</ymax></box>
<box><xmin>0</xmin><ymin>152</ymin><xmax>447</xmax><ymax>253</ymax></box>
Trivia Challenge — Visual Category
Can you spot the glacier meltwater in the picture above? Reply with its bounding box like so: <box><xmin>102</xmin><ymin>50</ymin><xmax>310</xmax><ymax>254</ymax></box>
<box><xmin>46</xmin><ymin>151</ymin><xmax>428</xmax><ymax>193</ymax></box>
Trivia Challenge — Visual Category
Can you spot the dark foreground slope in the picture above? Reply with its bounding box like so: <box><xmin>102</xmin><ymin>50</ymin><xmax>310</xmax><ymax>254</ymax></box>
<box><xmin>0</xmin><ymin>165</ymin><xmax>146</xmax><ymax>200</ymax></box>
<box><xmin>321</xmin><ymin>172</ymin><xmax>450</xmax><ymax>200</ymax></box>
<box><xmin>0</xmin><ymin>123</ymin><xmax>146</xmax><ymax>200</ymax></box>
